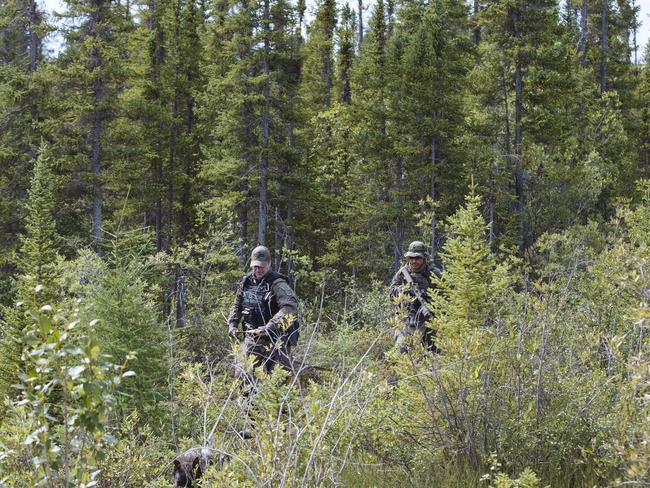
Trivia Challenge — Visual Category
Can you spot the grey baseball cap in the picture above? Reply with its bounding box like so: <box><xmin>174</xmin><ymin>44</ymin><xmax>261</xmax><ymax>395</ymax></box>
<box><xmin>250</xmin><ymin>245</ymin><xmax>271</xmax><ymax>267</ymax></box>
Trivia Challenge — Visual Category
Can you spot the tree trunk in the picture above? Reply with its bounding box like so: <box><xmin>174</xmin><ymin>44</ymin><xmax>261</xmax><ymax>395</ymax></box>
<box><xmin>323</xmin><ymin>43</ymin><xmax>333</xmax><ymax>107</ymax></box>
<box><xmin>180</xmin><ymin>89</ymin><xmax>194</xmax><ymax>244</ymax></box>
<box><xmin>394</xmin><ymin>155</ymin><xmax>404</xmax><ymax>270</ymax></box>
<box><xmin>167</xmin><ymin>97</ymin><xmax>177</xmax><ymax>251</ymax></box>
<box><xmin>632</xmin><ymin>0</ymin><xmax>638</xmax><ymax>65</ymax></box>
<box><xmin>26</xmin><ymin>0</ymin><xmax>41</xmax><ymax>161</ymax></box>
<box><xmin>473</xmin><ymin>0</ymin><xmax>480</xmax><ymax>46</ymax></box>
<box><xmin>417</xmin><ymin>136</ymin><xmax>426</xmax><ymax>240</ymax></box>
<box><xmin>91</xmin><ymin>93</ymin><xmax>103</xmax><ymax>249</ymax></box>
<box><xmin>514</xmin><ymin>66</ymin><xmax>525</xmax><ymax>253</ymax></box>
<box><xmin>1</xmin><ymin>27</ymin><xmax>8</xmax><ymax>65</ymax></box>
<box><xmin>146</xmin><ymin>0</ymin><xmax>165</xmax><ymax>251</ymax></box>
<box><xmin>155</xmin><ymin>160</ymin><xmax>162</xmax><ymax>251</ymax></box>
<box><xmin>285</xmin><ymin>91</ymin><xmax>295</xmax><ymax>276</ymax></box>
<box><xmin>175</xmin><ymin>271</ymin><xmax>186</xmax><ymax>327</ymax></box>
<box><xmin>239</xmin><ymin>178</ymin><xmax>249</xmax><ymax>265</ymax></box>
<box><xmin>600</xmin><ymin>0</ymin><xmax>608</xmax><ymax>94</ymax></box>
<box><xmin>357</xmin><ymin>0</ymin><xmax>363</xmax><ymax>48</ymax></box>
<box><xmin>429</xmin><ymin>133</ymin><xmax>437</xmax><ymax>258</ymax></box>
<box><xmin>27</xmin><ymin>0</ymin><xmax>39</xmax><ymax>73</ymax></box>
<box><xmin>579</xmin><ymin>0</ymin><xmax>588</xmax><ymax>67</ymax></box>
<box><xmin>258</xmin><ymin>0</ymin><xmax>271</xmax><ymax>246</ymax></box>
<box><xmin>274</xmin><ymin>207</ymin><xmax>283</xmax><ymax>270</ymax></box>
<box><xmin>88</xmin><ymin>3</ymin><xmax>104</xmax><ymax>252</ymax></box>
<box><xmin>488</xmin><ymin>161</ymin><xmax>496</xmax><ymax>247</ymax></box>
<box><xmin>511</xmin><ymin>6</ymin><xmax>525</xmax><ymax>254</ymax></box>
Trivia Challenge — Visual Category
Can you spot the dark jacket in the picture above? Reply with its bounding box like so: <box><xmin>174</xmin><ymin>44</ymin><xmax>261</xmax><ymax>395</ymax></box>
<box><xmin>389</xmin><ymin>264</ymin><xmax>441</xmax><ymax>327</ymax></box>
<box><xmin>227</xmin><ymin>270</ymin><xmax>300</xmax><ymax>343</ymax></box>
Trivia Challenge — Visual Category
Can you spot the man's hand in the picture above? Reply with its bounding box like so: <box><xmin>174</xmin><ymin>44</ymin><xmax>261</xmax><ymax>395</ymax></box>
<box><xmin>246</xmin><ymin>326</ymin><xmax>267</xmax><ymax>337</ymax></box>
<box><xmin>418</xmin><ymin>305</ymin><xmax>432</xmax><ymax>318</ymax></box>
<box><xmin>228</xmin><ymin>325</ymin><xmax>240</xmax><ymax>340</ymax></box>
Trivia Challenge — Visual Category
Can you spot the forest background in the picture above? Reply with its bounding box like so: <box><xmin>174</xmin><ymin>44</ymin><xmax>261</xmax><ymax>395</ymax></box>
<box><xmin>0</xmin><ymin>0</ymin><xmax>649</xmax><ymax>485</ymax></box>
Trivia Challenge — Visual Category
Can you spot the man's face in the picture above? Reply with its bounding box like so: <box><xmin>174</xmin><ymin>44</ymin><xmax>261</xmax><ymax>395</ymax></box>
<box><xmin>252</xmin><ymin>263</ymin><xmax>271</xmax><ymax>279</ymax></box>
<box><xmin>408</xmin><ymin>256</ymin><xmax>425</xmax><ymax>271</ymax></box>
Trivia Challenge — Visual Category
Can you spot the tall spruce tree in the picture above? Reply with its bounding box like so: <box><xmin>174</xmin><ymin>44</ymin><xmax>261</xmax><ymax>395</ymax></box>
<box><xmin>49</xmin><ymin>0</ymin><xmax>132</xmax><ymax>250</ymax></box>
<box><xmin>0</xmin><ymin>143</ymin><xmax>62</xmax><ymax>402</ymax></box>
<box><xmin>391</xmin><ymin>0</ymin><xmax>472</xmax><ymax>258</ymax></box>
<box><xmin>0</xmin><ymin>0</ymin><xmax>48</xmax><ymax>302</ymax></box>
<box><xmin>200</xmin><ymin>0</ymin><xmax>298</xmax><ymax>259</ymax></box>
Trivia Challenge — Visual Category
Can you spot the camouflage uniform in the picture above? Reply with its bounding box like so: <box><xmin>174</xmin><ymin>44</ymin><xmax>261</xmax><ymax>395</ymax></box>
<box><xmin>227</xmin><ymin>248</ymin><xmax>299</xmax><ymax>374</ymax></box>
<box><xmin>389</xmin><ymin>241</ymin><xmax>441</xmax><ymax>353</ymax></box>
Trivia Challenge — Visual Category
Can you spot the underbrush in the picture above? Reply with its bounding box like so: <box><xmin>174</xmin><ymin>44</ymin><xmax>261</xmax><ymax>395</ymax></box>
<box><xmin>1</xmin><ymin>192</ymin><xmax>649</xmax><ymax>486</ymax></box>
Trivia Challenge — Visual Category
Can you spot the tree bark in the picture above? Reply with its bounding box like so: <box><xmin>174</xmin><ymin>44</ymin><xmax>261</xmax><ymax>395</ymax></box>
<box><xmin>150</xmin><ymin>0</ymin><xmax>165</xmax><ymax>252</ymax></box>
<box><xmin>175</xmin><ymin>271</ymin><xmax>186</xmax><ymax>327</ymax></box>
<box><xmin>88</xmin><ymin>1</ymin><xmax>105</xmax><ymax>252</ymax></box>
<box><xmin>27</xmin><ymin>0</ymin><xmax>40</xmax><ymax>73</ymax></box>
<box><xmin>632</xmin><ymin>0</ymin><xmax>638</xmax><ymax>65</ymax></box>
<box><xmin>600</xmin><ymin>0</ymin><xmax>608</xmax><ymax>94</ymax></box>
<box><xmin>473</xmin><ymin>0</ymin><xmax>480</xmax><ymax>46</ymax></box>
<box><xmin>579</xmin><ymin>0</ymin><xmax>588</xmax><ymax>67</ymax></box>
<box><xmin>323</xmin><ymin>26</ymin><xmax>333</xmax><ymax>108</ymax></box>
<box><xmin>358</xmin><ymin>0</ymin><xmax>363</xmax><ymax>48</ymax></box>
<box><xmin>1</xmin><ymin>27</ymin><xmax>8</xmax><ymax>65</ymax></box>
<box><xmin>239</xmin><ymin>178</ymin><xmax>249</xmax><ymax>265</ymax></box>
<box><xmin>394</xmin><ymin>155</ymin><xmax>404</xmax><ymax>270</ymax></box>
<box><xmin>26</xmin><ymin>0</ymin><xmax>41</xmax><ymax>161</ymax></box>
<box><xmin>167</xmin><ymin>96</ymin><xmax>177</xmax><ymax>251</ymax></box>
<box><xmin>429</xmin><ymin>133</ymin><xmax>437</xmax><ymax>257</ymax></box>
<box><xmin>511</xmin><ymin>5</ymin><xmax>525</xmax><ymax>254</ymax></box>
<box><xmin>91</xmin><ymin>87</ymin><xmax>103</xmax><ymax>249</ymax></box>
<box><xmin>258</xmin><ymin>0</ymin><xmax>271</xmax><ymax>246</ymax></box>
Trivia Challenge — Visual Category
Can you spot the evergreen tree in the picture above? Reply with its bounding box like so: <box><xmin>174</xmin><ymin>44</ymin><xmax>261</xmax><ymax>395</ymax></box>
<box><xmin>0</xmin><ymin>143</ymin><xmax>62</xmax><ymax>402</ymax></box>
<box><xmin>200</xmin><ymin>0</ymin><xmax>298</xmax><ymax>257</ymax></box>
<box><xmin>336</xmin><ymin>4</ymin><xmax>355</xmax><ymax>105</ymax></box>
<box><xmin>430</xmin><ymin>189</ymin><xmax>511</xmax><ymax>340</ymax></box>
<box><xmin>86</xmin><ymin>233</ymin><xmax>169</xmax><ymax>421</ymax></box>
<box><xmin>47</xmin><ymin>0</ymin><xmax>132</xmax><ymax>250</ymax></box>
<box><xmin>0</xmin><ymin>0</ymin><xmax>48</xmax><ymax>302</ymax></box>
<box><xmin>391</xmin><ymin>0</ymin><xmax>472</xmax><ymax>257</ymax></box>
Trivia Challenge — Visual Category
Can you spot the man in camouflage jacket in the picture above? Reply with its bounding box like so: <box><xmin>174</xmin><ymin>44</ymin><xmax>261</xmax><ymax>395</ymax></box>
<box><xmin>389</xmin><ymin>240</ymin><xmax>441</xmax><ymax>353</ymax></box>
<box><xmin>227</xmin><ymin>245</ymin><xmax>299</xmax><ymax>373</ymax></box>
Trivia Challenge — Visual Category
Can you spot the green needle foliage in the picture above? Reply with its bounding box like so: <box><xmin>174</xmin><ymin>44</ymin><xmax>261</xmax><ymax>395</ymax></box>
<box><xmin>0</xmin><ymin>143</ymin><xmax>62</xmax><ymax>402</ymax></box>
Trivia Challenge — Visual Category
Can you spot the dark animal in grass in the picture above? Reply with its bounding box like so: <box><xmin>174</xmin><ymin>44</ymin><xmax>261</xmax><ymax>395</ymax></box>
<box><xmin>172</xmin><ymin>447</ymin><xmax>228</xmax><ymax>487</ymax></box>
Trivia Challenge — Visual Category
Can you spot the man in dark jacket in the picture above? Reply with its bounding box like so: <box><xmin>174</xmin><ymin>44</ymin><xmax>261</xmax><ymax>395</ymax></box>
<box><xmin>227</xmin><ymin>246</ymin><xmax>299</xmax><ymax>373</ymax></box>
<box><xmin>389</xmin><ymin>241</ymin><xmax>441</xmax><ymax>353</ymax></box>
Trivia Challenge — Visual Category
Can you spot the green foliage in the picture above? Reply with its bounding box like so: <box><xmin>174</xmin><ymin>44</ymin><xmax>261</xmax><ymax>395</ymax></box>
<box><xmin>431</xmin><ymin>189</ymin><xmax>513</xmax><ymax>340</ymax></box>
<box><xmin>0</xmin><ymin>298</ymin><xmax>128</xmax><ymax>486</ymax></box>
<box><xmin>84</xmin><ymin>236</ymin><xmax>169</xmax><ymax>424</ymax></box>
<box><xmin>0</xmin><ymin>0</ymin><xmax>649</xmax><ymax>485</ymax></box>
<box><xmin>0</xmin><ymin>144</ymin><xmax>63</xmax><ymax>403</ymax></box>
<box><xmin>96</xmin><ymin>411</ymin><xmax>172</xmax><ymax>487</ymax></box>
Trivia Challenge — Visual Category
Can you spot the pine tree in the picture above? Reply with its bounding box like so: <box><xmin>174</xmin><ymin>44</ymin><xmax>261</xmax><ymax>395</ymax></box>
<box><xmin>200</xmin><ymin>0</ymin><xmax>299</xmax><ymax>257</ymax></box>
<box><xmin>0</xmin><ymin>143</ymin><xmax>62</xmax><ymax>401</ymax></box>
<box><xmin>46</xmin><ymin>0</ymin><xmax>133</xmax><ymax>250</ymax></box>
<box><xmin>336</xmin><ymin>3</ymin><xmax>355</xmax><ymax>105</ymax></box>
<box><xmin>468</xmin><ymin>0</ymin><xmax>587</xmax><ymax>250</ymax></box>
<box><xmin>86</xmin><ymin>232</ymin><xmax>169</xmax><ymax>421</ymax></box>
<box><xmin>0</xmin><ymin>0</ymin><xmax>48</xmax><ymax>302</ymax></box>
<box><xmin>391</xmin><ymin>0</ymin><xmax>472</xmax><ymax>258</ymax></box>
<box><xmin>430</xmin><ymin>189</ymin><xmax>511</xmax><ymax>340</ymax></box>
<box><xmin>325</xmin><ymin>0</ymin><xmax>394</xmax><ymax>276</ymax></box>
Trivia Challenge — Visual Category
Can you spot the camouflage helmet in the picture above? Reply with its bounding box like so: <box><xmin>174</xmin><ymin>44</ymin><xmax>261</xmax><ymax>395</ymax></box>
<box><xmin>250</xmin><ymin>245</ymin><xmax>271</xmax><ymax>267</ymax></box>
<box><xmin>404</xmin><ymin>241</ymin><xmax>427</xmax><ymax>259</ymax></box>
